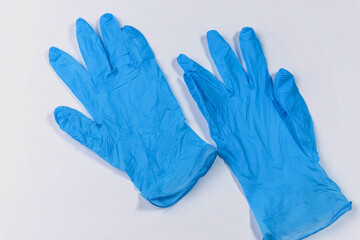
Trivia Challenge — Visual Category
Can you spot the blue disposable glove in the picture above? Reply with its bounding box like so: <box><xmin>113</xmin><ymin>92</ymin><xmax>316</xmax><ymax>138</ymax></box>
<box><xmin>178</xmin><ymin>28</ymin><xmax>351</xmax><ymax>239</ymax></box>
<box><xmin>49</xmin><ymin>13</ymin><xmax>216</xmax><ymax>207</ymax></box>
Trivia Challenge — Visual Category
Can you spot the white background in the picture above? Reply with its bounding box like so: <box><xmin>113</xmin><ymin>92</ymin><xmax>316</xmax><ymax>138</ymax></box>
<box><xmin>0</xmin><ymin>0</ymin><xmax>359</xmax><ymax>239</ymax></box>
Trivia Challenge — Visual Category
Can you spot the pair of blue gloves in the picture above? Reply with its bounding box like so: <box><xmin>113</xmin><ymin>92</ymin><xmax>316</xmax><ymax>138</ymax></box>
<box><xmin>49</xmin><ymin>13</ymin><xmax>351</xmax><ymax>239</ymax></box>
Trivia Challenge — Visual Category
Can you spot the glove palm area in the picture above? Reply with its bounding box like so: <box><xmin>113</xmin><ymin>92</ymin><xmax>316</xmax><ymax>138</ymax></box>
<box><xmin>178</xmin><ymin>28</ymin><xmax>351</xmax><ymax>239</ymax></box>
<box><xmin>49</xmin><ymin>13</ymin><xmax>216</xmax><ymax>207</ymax></box>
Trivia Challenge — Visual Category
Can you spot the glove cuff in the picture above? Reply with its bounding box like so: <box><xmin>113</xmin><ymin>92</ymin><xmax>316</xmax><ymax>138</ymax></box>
<box><xmin>142</xmin><ymin>142</ymin><xmax>217</xmax><ymax>208</ymax></box>
<box><xmin>260</xmin><ymin>196</ymin><xmax>351</xmax><ymax>240</ymax></box>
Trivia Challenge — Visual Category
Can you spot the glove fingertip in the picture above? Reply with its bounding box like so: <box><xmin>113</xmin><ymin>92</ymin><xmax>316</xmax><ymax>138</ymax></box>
<box><xmin>177</xmin><ymin>54</ymin><xmax>197</xmax><ymax>73</ymax></box>
<box><xmin>76</xmin><ymin>18</ymin><xmax>88</xmax><ymax>31</ymax></box>
<box><xmin>239</xmin><ymin>27</ymin><xmax>255</xmax><ymax>40</ymax></box>
<box><xmin>206</xmin><ymin>30</ymin><xmax>221</xmax><ymax>42</ymax></box>
<box><xmin>100</xmin><ymin>13</ymin><xmax>115</xmax><ymax>24</ymax></box>
<box><xmin>54</xmin><ymin>106</ymin><xmax>70</xmax><ymax>127</ymax></box>
<box><xmin>274</xmin><ymin>68</ymin><xmax>296</xmax><ymax>93</ymax></box>
<box><xmin>122</xmin><ymin>25</ymin><xmax>140</xmax><ymax>37</ymax></box>
<box><xmin>277</xmin><ymin>68</ymin><xmax>292</xmax><ymax>76</ymax></box>
<box><xmin>49</xmin><ymin>47</ymin><xmax>61</xmax><ymax>63</ymax></box>
<box><xmin>176</xmin><ymin>53</ymin><xmax>187</xmax><ymax>65</ymax></box>
<box><xmin>206</xmin><ymin>30</ymin><xmax>229</xmax><ymax>55</ymax></box>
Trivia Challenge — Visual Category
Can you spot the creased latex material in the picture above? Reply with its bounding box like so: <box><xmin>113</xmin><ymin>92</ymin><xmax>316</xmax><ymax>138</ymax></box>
<box><xmin>49</xmin><ymin>13</ymin><xmax>217</xmax><ymax>207</ymax></box>
<box><xmin>178</xmin><ymin>28</ymin><xmax>351</xmax><ymax>239</ymax></box>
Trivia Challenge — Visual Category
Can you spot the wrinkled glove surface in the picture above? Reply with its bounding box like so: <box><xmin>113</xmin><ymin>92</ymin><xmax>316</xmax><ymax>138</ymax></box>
<box><xmin>49</xmin><ymin>13</ymin><xmax>216</xmax><ymax>207</ymax></box>
<box><xmin>178</xmin><ymin>28</ymin><xmax>351</xmax><ymax>239</ymax></box>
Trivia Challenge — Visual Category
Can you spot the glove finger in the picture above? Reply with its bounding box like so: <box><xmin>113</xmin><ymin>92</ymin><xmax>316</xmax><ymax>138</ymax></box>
<box><xmin>100</xmin><ymin>13</ymin><xmax>133</xmax><ymax>69</ymax></box>
<box><xmin>122</xmin><ymin>25</ymin><xmax>155</xmax><ymax>66</ymax></box>
<box><xmin>177</xmin><ymin>54</ymin><xmax>228</xmax><ymax>130</ymax></box>
<box><xmin>239</xmin><ymin>27</ymin><xmax>272</xmax><ymax>91</ymax></box>
<box><xmin>183</xmin><ymin>72</ymin><xmax>212</xmax><ymax>124</ymax></box>
<box><xmin>183</xmin><ymin>73</ymin><xmax>225</xmax><ymax>140</ymax></box>
<box><xmin>177</xmin><ymin>54</ymin><xmax>229</xmax><ymax>99</ymax></box>
<box><xmin>76</xmin><ymin>18</ymin><xmax>112</xmax><ymax>78</ymax></box>
<box><xmin>273</xmin><ymin>68</ymin><xmax>317</xmax><ymax>153</ymax></box>
<box><xmin>49</xmin><ymin>47</ymin><xmax>100</xmax><ymax>121</ymax></box>
<box><xmin>54</xmin><ymin>106</ymin><xmax>112</xmax><ymax>160</ymax></box>
<box><xmin>207</xmin><ymin>30</ymin><xmax>248</xmax><ymax>94</ymax></box>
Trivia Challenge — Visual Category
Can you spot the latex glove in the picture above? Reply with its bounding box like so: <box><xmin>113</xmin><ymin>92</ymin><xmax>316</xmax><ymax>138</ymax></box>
<box><xmin>178</xmin><ymin>27</ymin><xmax>351</xmax><ymax>239</ymax></box>
<box><xmin>49</xmin><ymin>13</ymin><xmax>216</xmax><ymax>207</ymax></box>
